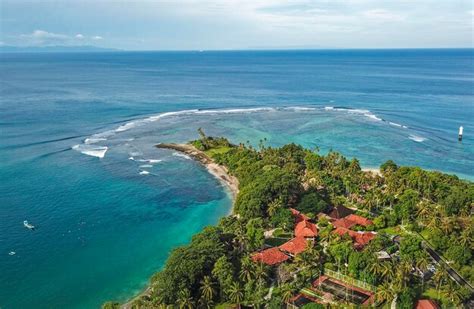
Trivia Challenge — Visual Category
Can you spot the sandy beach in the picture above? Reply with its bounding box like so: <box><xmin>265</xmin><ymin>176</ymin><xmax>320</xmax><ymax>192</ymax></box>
<box><xmin>362</xmin><ymin>167</ymin><xmax>381</xmax><ymax>176</ymax></box>
<box><xmin>156</xmin><ymin>143</ymin><xmax>239</xmax><ymax>199</ymax></box>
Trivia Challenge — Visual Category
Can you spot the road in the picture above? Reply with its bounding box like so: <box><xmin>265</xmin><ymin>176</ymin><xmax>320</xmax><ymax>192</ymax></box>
<box><xmin>422</xmin><ymin>242</ymin><xmax>474</xmax><ymax>293</ymax></box>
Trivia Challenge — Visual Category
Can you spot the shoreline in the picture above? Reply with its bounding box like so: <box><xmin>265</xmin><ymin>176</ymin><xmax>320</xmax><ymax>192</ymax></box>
<box><xmin>156</xmin><ymin>143</ymin><xmax>239</xmax><ymax>199</ymax></box>
<box><xmin>121</xmin><ymin>143</ymin><xmax>239</xmax><ymax>308</ymax></box>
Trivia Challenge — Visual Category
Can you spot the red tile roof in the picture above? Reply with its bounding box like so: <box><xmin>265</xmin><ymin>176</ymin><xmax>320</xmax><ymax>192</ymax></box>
<box><xmin>333</xmin><ymin>227</ymin><xmax>375</xmax><ymax>249</ymax></box>
<box><xmin>333</xmin><ymin>214</ymin><xmax>373</xmax><ymax>229</ymax></box>
<box><xmin>279</xmin><ymin>236</ymin><xmax>308</xmax><ymax>255</ymax></box>
<box><xmin>290</xmin><ymin>208</ymin><xmax>310</xmax><ymax>223</ymax></box>
<box><xmin>333</xmin><ymin>217</ymin><xmax>356</xmax><ymax>229</ymax></box>
<box><xmin>251</xmin><ymin>247</ymin><xmax>290</xmax><ymax>265</ymax></box>
<box><xmin>345</xmin><ymin>214</ymin><xmax>373</xmax><ymax>227</ymax></box>
<box><xmin>416</xmin><ymin>300</ymin><xmax>439</xmax><ymax>309</ymax></box>
<box><xmin>295</xmin><ymin>220</ymin><xmax>318</xmax><ymax>238</ymax></box>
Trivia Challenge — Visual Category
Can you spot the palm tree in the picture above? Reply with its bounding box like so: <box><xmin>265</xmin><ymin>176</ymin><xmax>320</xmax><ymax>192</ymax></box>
<box><xmin>375</xmin><ymin>281</ymin><xmax>395</xmax><ymax>303</ymax></box>
<box><xmin>416</xmin><ymin>254</ymin><xmax>430</xmax><ymax>289</ymax></box>
<box><xmin>267</xmin><ymin>198</ymin><xmax>283</xmax><ymax>216</ymax></box>
<box><xmin>199</xmin><ymin>276</ymin><xmax>216</xmax><ymax>304</ymax></box>
<box><xmin>239</xmin><ymin>256</ymin><xmax>255</xmax><ymax>282</ymax></box>
<box><xmin>280</xmin><ymin>284</ymin><xmax>295</xmax><ymax>304</ymax></box>
<box><xmin>459</xmin><ymin>228</ymin><xmax>472</xmax><ymax>248</ymax></box>
<box><xmin>368</xmin><ymin>257</ymin><xmax>383</xmax><ymax>278</ymax></box>
<box><xmin>441</xmin><ymin>281</ymin><xmax>463</xmax><ymax>306</ymax></box>
<box><xmin>416</xmin><ymin>200</ymin><xmax>431</xmax><ymax>222</ymax></box>
<box><xmin>380</xmin><ymin>261</ymin><xmax>395</xmax><ymax>281</ymax></box>
<box><xmin>254</xmin><ymin>262</ymin><xmax>268</xmax><ymax>286</ymax></box>
<box><xmin>227</xmin><ymin>282</ymin><xmax>243</xmax><ymax>308</ymax></box>
<box><xmin>177</xmin><ymin>288</ymin><xmax>194</xmax><ymax>309</ymax></box>
<box><xmin>440</xmin><ymin>217</ymin><xmax>454</xmax><ymax>234</ymax></box>
<box><xmin>432</xmin><ymin>266</ymin><xmax>447</xmax><ymax>299</ymax></box>
<box><xmin>234</xmin><ymin>223</ymin><xmax>248</xmax><ymax>253</ymax></box>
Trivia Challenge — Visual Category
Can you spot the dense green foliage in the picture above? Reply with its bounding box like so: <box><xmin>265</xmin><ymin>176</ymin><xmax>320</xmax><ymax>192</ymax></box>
<box><xmin>105</xmin><ymin>134</ymin><xmax>473</xmax><ymax>308</ymax></box>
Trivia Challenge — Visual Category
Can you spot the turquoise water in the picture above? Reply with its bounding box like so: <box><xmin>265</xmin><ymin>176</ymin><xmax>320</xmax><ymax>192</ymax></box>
<box><xmin>1</xmin><ymin>49</ymin><xmax>473</xmax><ymax>308</ymax></box>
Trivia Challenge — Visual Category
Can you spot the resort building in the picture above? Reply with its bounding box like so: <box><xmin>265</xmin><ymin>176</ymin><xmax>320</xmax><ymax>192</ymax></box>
<box><xmin>251</xmin><ymin>247</ymin><xmax>290</xmax><ymax>265</ymax></box>
<box><xmin>290</xmin><ymin>208</ymin><xmax>310</xmax><ymax>223</ymax></box>
<box><xmin>279</xmin><ymin>236</ymin><xmax>309</xmax><ymax>256</ymax></box>
<box><xmin>295</xmin><ymin>220</ymin><xmax>318</xmax><ymax>239</ymax></box>
<box><xmin>333</xmin><ymin>214</ymin><xmax>373</xmax><ymax>229</ymax></box>
<box><xmin>333</xmin><ymin>227</ymin><xmax>376</xmax><ymax>250</ymax></box>
<box><xmin>416</xmin><ymin>299</ymin><xmax>439</xmax><ymax>309</ymax></box>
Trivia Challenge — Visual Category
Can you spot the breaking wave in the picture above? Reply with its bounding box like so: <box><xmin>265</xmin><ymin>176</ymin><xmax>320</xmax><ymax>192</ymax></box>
<box><xmin>73</xmin><ymin>105</ymin><xmax>417</xmax><ymax>159</ymax></box>
<box><xmin>408</xmin><ymin>134</ymin><xmax>427</xmax><ymax>142</ymax></box>
<box><xmin>72</xmin><ymin>145</ymin><xmax>108</xmax><ymax>158</ymax></box>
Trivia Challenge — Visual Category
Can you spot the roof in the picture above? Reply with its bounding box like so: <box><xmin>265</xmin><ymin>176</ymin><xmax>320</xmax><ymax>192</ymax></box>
<box><xmin>289</xmin><ymin>208</ymin><xmax>310</xmax><ymax>223</ymax></box>
<box><xmin>416</xmin><ymin>300</ymin><xmax>439</xmax><ymax>309</ymax></box>
<box><xmin>333</xmin><ymin>227</ymin><xmax>375</xmax><ymax>249</ymax></box>
<box><xmin>327</xmin><ymin>205</ymin><xmax>355</xmax><ymax>219</ymax></box>
<box><xmin>345</xmin><ymin>214</ymin><xmax>373</xmax><ymax>227</ymax></box>
<box><xmin>295</xmin><ymin>220</ymin><xmax>318</xmax><ymax>238</ymax></box>
<box><xmin>251</xmin><ymin>247</ymin><xmax>290</xmax><ymax>265</ymax></box>
<box><xmin>279</xmin><ymin>237</ymin><xmax>308</xmax><ymax>255</ymax></box>
<box><xmin>333</xmin><ymin>217</ymin><xmax>356</xmax><ymax>229</ymax></box>
<box><xmin>332</xmin><ymin>214</ymin><xmax>373</xmax><ymax>229</ymax></box>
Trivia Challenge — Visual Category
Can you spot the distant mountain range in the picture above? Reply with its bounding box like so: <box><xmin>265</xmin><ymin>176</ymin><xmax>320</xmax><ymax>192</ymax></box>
<box><xmin>0</xmin><ymin>45</ymin><xmax>120</xmax><ymax>53</ymax></box>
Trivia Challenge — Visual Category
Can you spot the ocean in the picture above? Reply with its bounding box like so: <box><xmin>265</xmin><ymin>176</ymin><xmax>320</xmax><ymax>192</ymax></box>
<box><xmin>0</xmin><ymin>49</ymin><xmax>473</xmax><ymax>308</ymax></box>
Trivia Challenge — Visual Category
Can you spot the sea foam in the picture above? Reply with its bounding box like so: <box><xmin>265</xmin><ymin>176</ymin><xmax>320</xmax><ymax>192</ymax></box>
<box><xmin>408</xmin><ymin>134</ymin><xmax>427</xmax><ymax>142</ymax></box>
<box><xmin>172</xmin><ymin>152</ymin><xmax>192</xmax><ymax>160</ymax></box>
<box><xmin>72</xmin><ymin>145</ymin><xmax>108</xmax><ymax>158</ymax></box>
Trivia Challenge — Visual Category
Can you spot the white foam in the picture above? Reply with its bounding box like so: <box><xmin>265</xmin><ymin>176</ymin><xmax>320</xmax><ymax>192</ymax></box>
<box><xmin>139</xmin><ymin>170</ymin><xmax>150</xmax><ymax>175</ymax></box>
<box><xmin>72</xmin><ymin>145</ymin><xmax>108</xmax><ymax>158</ymax></box>
<box><xmin>172</xmin><ymin>152</ymin><xmax>192</xmax><ymax>160</ymax></box>
<box><xmin>324</xmin><ymin>106</ymin><xmax>383</xmax><ymax>122</ymax></box>
<box><xmin>147</xmin><ymin>159</ymin><xmax>162</xmax><ymax>163</ymax></box>
<box><xmin>128</xmin><ymin>156</ymin><xmax>135</xmax><ymax>160</ymax></box>
<box><xmin>85</xmin><ymin>137</ymin><xmax>107</xmax><ymax>144</ymax></box>
<box><xmin>284</xmin><ymin>106</ymin><xmax>316</xmax><ymax>111</ymax></box>
<box><xmin>139</xmin><ymin>164</ymin><xmax>153</xmax><ymax>168</ymax></box>
<box><xmin>408</xmin><ymin>134</ymin><xmax>427</xmax><ymax>142</ymax></box>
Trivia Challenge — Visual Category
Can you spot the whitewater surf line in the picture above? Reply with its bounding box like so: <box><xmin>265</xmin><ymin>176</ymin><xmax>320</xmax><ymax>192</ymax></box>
<box><xmin>72</xmin><ymin>106</ymin><xmax>417</xmax><ymax>159</ymax></box>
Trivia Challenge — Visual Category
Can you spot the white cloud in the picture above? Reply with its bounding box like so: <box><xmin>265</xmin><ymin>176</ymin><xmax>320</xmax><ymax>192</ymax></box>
<box><xmin>363</xmin><ymin>9</ymin><xmax>405</xmax><ymax>21</ymax></box>
<box><xmin>16</xmin><ymin>30</ymin><xmax>104</xmax><ymax>46</ymax></box>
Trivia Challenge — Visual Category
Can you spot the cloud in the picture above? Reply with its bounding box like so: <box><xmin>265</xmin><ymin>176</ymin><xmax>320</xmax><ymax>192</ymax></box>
<box><xmin>16</xmin><ymin>30</ymin><xmax>104</xmax><ymax>46</ymax></box>
<box><xmin>363</xmin><ymin>9</ymin><xmax>404</xmax><ymax>21</ymax></box>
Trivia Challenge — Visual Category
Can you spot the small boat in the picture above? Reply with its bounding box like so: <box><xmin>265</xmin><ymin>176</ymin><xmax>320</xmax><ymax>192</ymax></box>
<box><xmin>9</xmin><ymin>251</ymin><xmax>16</xmax><ymax>256</ymax></box>
<box><xmin>23</xmin><ymin>220</ymin><xmax>35</xmax><ymax>230</ymax></box>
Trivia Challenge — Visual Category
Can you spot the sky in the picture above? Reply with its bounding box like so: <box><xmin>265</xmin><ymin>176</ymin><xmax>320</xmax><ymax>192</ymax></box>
<box><xmin>1</xmin><ymin>0</ymin><xmax>473</xmax><ymax>50</ymax></box>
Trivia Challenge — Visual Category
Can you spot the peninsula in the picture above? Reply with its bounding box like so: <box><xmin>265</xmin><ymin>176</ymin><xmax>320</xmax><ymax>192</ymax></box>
<box><xmin>104</xmin><ymin>131</ymin><xmax>473</xmax><ymax>308</ymax></box>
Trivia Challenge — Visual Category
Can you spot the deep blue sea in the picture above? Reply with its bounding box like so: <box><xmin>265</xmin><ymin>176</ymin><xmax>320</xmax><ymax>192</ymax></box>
<box><xmin>1</xmin><ymin>49</ymin><xmax>473</xmax><ymax>308</ymax></box>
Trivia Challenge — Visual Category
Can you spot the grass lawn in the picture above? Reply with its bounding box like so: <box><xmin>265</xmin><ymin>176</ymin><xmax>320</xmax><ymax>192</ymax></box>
<box><xmin>378</xmin><ymin>226</ymin><xmax>402</xmax><ymax>235</ymax></box>
<box><xmin>205</xmin><ymin>146</ymin><xmax>232</xmax><ymax>158</ymax></box>
<box><xmin>273</xmin><ymin>228</ymin><xmax>293</xmax><ymax>238</ymax></box>
<box><xmin>422</xmin><ymin>288</ymin><xmax>451</xmax><ymax>307</ymax></box>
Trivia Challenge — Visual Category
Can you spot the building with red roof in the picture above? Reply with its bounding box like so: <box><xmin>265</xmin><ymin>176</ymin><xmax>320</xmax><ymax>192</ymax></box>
<box><xmin>345</xmin><ymin>214</ymin><xmax>373</xmax><ymax>227</ymax></box>
<box><xmin>251</xmin><ymin>247</ymin><xmax>290</xmax><ymax>265</ymax></box>
<box><xmin>333</xmin><ymin>214</ymin><xmax>373</xmax><ymax>229</ymax></box>
<box><xmin>416</xmin><ymin>299</ymin><xmax>439</xmax><ymax>309</ymax></box>
<box><xmin>290</xmin><ymin>208</ymin><xmax>310</xmax><ymax>223</ymax></box>
<box><xmin>333</xmin><ymin>227</ymin><xmax>375</xmax><ymax>249</ymax></box>
<box><xmin>279</xmin><ymin>236</ymin><xmax>308</xmax><ymax>256</ymax></box>
<box><xmin>295</xmin><ymin>220</ymin><xmax>318</xmax><ymax>238</ymax></box>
